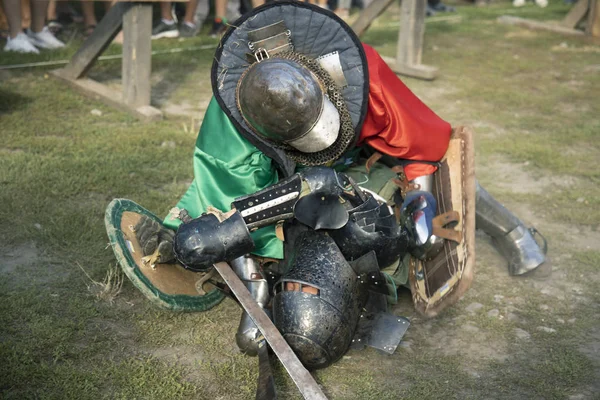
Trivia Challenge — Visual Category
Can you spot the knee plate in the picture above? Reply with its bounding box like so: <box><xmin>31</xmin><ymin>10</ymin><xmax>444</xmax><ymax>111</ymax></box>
<box><xmin>475</xmin><ymin>182</ymin><xmax>546</xmax><ymax>275</ymax></box>
<box><xmin>272</xmin><ymin>231</ymin><xmax>372</xmax><ymax>370</ymax></box>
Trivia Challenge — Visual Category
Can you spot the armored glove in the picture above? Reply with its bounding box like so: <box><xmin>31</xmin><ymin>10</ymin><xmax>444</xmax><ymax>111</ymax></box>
<box><xmin>134</xmin><ymin>215</ymin><xmax>176</xmax><ymax>264</ymax></box>
<box><xmin>173</xmin><ymin>210</ymin><xmax>255</xmax><ymax>273</ymax></box>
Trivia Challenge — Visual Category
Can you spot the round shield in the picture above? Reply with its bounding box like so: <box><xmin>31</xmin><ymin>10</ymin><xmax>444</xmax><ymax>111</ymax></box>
<box><xmin>105</xmin><ymin>198</ymin><xmax>224</xmax><ymax>312</ymax></box>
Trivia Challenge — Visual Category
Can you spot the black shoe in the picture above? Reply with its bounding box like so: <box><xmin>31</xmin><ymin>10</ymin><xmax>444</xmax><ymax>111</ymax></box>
<box><xmin>48</xmin><ymin>20</ymin><xmax>64</xmax><ymax>35</ymax></box>
<box><xmin>152</xmin><ymin>20</ymin><xmax>179</xmax><ymax>39</ymax></box>
<box><xmin>209</xmin><ymin>18</ymin><xmax>227</xmax><ymax>38</ymax></box>
<box><xmin>179</xmin><ymin>22</ymin><xmax>198</xmax><ymax>38</ymax></box>
<box><xmin>430</xmin><ymin>2</ymin><xmax>456</xmax><ymax>12</ymax></box>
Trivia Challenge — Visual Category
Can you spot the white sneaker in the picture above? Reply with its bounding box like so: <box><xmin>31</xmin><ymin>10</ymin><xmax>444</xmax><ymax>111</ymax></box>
<box><xmin>513</xmin><ymin>0</ymin><xmax>526</xmax><ymax>6</ymax></box>
<box><xmin>535</xmin><ymin>0</ymin><xmax>548</xmax><ymax>7</ymax></box>
<box><xmin>27</xmin><ymin>26</ymin><xmax>65</xmax><ymax>49</ymax></box>
<box><xmin>4</xmin><ymin>32</ymin><xmax>40</xmax><ymax>54</ymax></box>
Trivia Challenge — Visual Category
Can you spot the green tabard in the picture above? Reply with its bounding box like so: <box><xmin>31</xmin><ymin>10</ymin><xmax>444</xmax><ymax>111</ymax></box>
<box><xmin>163</xmin><ymin>97</ymin><xmax>284</xmax><ymax>260</ymax></box>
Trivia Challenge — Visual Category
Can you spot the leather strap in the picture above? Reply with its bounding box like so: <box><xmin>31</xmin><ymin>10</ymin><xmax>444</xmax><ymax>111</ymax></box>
<box><xmin>432</xmin><ymin>211</ymin><xmax>462</xmax><ymax>243</ymax></box>
<box><xmin>365</xmin><ymin>151</ymin><xmax>383</xmax><ymax>174</ymax></box>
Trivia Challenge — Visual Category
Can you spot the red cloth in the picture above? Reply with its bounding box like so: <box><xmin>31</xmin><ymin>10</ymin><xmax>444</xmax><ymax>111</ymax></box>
<box><xmin>358</xmin><ymin>44</ymin><xmax>452</xmax><ymax>181</ymax></box>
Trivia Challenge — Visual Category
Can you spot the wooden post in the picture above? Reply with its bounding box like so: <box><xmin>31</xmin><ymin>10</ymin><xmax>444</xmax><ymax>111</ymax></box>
<box><xmin>59</xmin><ymin>2</ymin><xmax>129</xmax><ymax>80</ymax></box>
<box><xmin>351</xmin><ymin>0</ymin><xmax>396</xmax><ymax>37</ymax></box>
<box><xmin>385</xmin><ymin>0</ymin><xmax>438</xmax><ymax>80</ymax></box>
<box><xmin>562</xmin><ymin>0</ymin><xmax>590</xmax><ymax>28</ymax></box>
<box><xmin>586</xmin><ymin>0</ymin><xmax>600</xmax><ymax>36</ymax></box>
<box><xmin>497</xmin><ymin>15</ymin><xmax>585</xmax><ymax>35</ymax></box>
<box><xmin>501</xmin><ymin>0</ymin><xmax>598</xmax><ymax>36</ymax></box>
<box><xmin>122</xmin><ymin>3</ymin><xmax>153</xmax><ymax>108</ymax></box>
<box><xmin>52</xmin><ymin>1</ymin><xmax>162</xmax><ymax>121</ymax></box>
<box><xmin>397</xmin><ymin>0</ymin><xmax>426</xmax><ymax>66</ymax></box>
<box><xmin>351</xmin><ymin>0</ymin><xmax>438</xmax><ymax>80</ymax></box>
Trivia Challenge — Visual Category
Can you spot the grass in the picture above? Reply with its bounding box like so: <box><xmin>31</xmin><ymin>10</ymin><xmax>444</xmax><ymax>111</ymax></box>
<box><xmin>1</xmin><ymin>1</ymin><xmax>599</xmax><ymax>399</ymax></box>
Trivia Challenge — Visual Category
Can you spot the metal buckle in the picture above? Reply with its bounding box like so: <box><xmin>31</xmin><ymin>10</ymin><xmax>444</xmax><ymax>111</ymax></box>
<box><xmin>254</xmin><ymin>48</ymin><xmax>270</xmax><ymax>62</ymax></box>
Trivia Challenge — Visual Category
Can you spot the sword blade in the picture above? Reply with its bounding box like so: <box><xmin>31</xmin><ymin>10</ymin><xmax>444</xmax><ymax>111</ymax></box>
<box><xmin>255</xmin><ymin>340</ymin><xmax>277</xmax><ymax>400</ymax></box>
<box><xmin>213</xmin><ymin>262</ymin><xmax>328</xmax><ymax>400</ymax></box>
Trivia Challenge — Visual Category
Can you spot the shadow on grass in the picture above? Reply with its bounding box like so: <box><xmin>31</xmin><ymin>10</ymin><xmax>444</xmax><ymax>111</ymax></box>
<box><xmin>0</xmin><ymin>89</ymin><xmax>32</xmax><ymax>115</ymax></box>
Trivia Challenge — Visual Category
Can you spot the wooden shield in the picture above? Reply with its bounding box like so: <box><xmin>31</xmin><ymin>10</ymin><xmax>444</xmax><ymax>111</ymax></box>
<box><xmin>409</xmin><ymin>126</ymin><xmax>476</xmax><ymax>318</ymax></box>
<box><xmin>105</xmin><ymin>198</ymin><xmax>224</xmax><ymax>312</ymax></box>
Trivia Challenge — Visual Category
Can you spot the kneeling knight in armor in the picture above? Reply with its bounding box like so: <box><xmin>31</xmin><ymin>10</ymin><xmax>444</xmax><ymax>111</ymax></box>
<box><xmin>105</xmin><ymin>0</ymin><xmax>548</xmax><ymax>388</ymax></box>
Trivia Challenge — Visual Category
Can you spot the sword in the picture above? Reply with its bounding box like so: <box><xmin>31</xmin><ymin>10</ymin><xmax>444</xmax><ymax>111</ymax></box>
<box><xmin>255</xmin><ymin>339</ymin><xmax>277</xmax><ymax>400</ymax></box>
<box><xmin>213</xmin><ymin>262</ymin><xmax>328</xmax><ymax>400</ymax></box>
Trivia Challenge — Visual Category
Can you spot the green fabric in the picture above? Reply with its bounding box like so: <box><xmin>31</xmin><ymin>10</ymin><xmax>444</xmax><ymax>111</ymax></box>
<box><xmin>381</xmin><ymin>254</ymin><xmax>410</xmax><ymax>288</ymax></box>
<box><xmin>344</xmin><ymin>162</ymin><xmax>398</xmax><ymax>203</ymax></box>
<box><xmin>163</xmin><ymin>97</ymin><xmax>284</xmax><ymax>259</ymax></box>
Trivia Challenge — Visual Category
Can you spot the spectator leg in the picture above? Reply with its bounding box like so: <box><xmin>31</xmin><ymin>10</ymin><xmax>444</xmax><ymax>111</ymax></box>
<box><xmin>2</xmin><ymin>0</ymin><xmax>22</xmax><ymax>38</ymax></box>
<box><xmin>46</xmin><ymin>0</ymin><xmax>56</xmax><ymax>21</ymax></box>
<box><xmin>82</xmin><ymin>2</ymin><xmax>97</xmax><ymax>27</ymax></box>
<box><xmin>215</xmin><ymin>0</ymin><xmax>227</xmax><ymax>19</ymax></box>
<box><xmin>183</xmin><ymin>0</ymin><xmax>199</xmax><ymax>24</ymax></box>
<box><xmin>30</xmin><ymin>0</ymin><xmax>48</xmax><ymax>33</ymax></box>
<box><xmin>160</xmin><ymin>2</ymin><xmax>174</xmax><ymax>21</ymax></box>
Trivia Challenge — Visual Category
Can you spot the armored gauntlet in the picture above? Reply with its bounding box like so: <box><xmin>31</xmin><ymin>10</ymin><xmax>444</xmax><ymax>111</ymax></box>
<box><xmin>173</xmin><ymin>211</ymin><xmax>255</xmax><ymax>272</ymax></box>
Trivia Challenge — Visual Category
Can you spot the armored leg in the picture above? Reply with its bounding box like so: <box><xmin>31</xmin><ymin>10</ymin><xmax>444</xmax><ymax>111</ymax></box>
<box><xmin>231</xmin><ymin>256</ymin><xmax>270</xmax><ymax>356</ymax></box>
<box><xmin>272</xmin><ymin>230</ymin><xmax>377</xmax><ymax>370</ymax></box>
<box><xmin>475</xmin><ymin>182</ymin><xmax>547</xmax><ymax>275</ymax></box>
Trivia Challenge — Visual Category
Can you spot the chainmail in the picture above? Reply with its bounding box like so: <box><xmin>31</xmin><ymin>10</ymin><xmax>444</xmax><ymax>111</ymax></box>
<box><xmin>236</xmin><ymin>51</ymin><xmax>356</xmax><ymax>166</ymax></box>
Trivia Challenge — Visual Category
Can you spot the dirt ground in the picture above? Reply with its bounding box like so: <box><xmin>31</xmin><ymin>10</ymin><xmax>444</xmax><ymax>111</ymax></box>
<box><xmin>1</xmin><ymin>1</ymin><xmax>599</xmax><ymax>399</ymax></box>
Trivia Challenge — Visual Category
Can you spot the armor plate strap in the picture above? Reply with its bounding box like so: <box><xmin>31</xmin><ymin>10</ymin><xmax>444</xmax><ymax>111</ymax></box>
<box><xmin>232</xmin><ymin>174</ymin><xmax>303</xmax><ymax>230</ymax></box>
<box><xmin>247</xmin><ymin>20</ymin><xmax>293</xmax><ymax>56</ymax></box>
